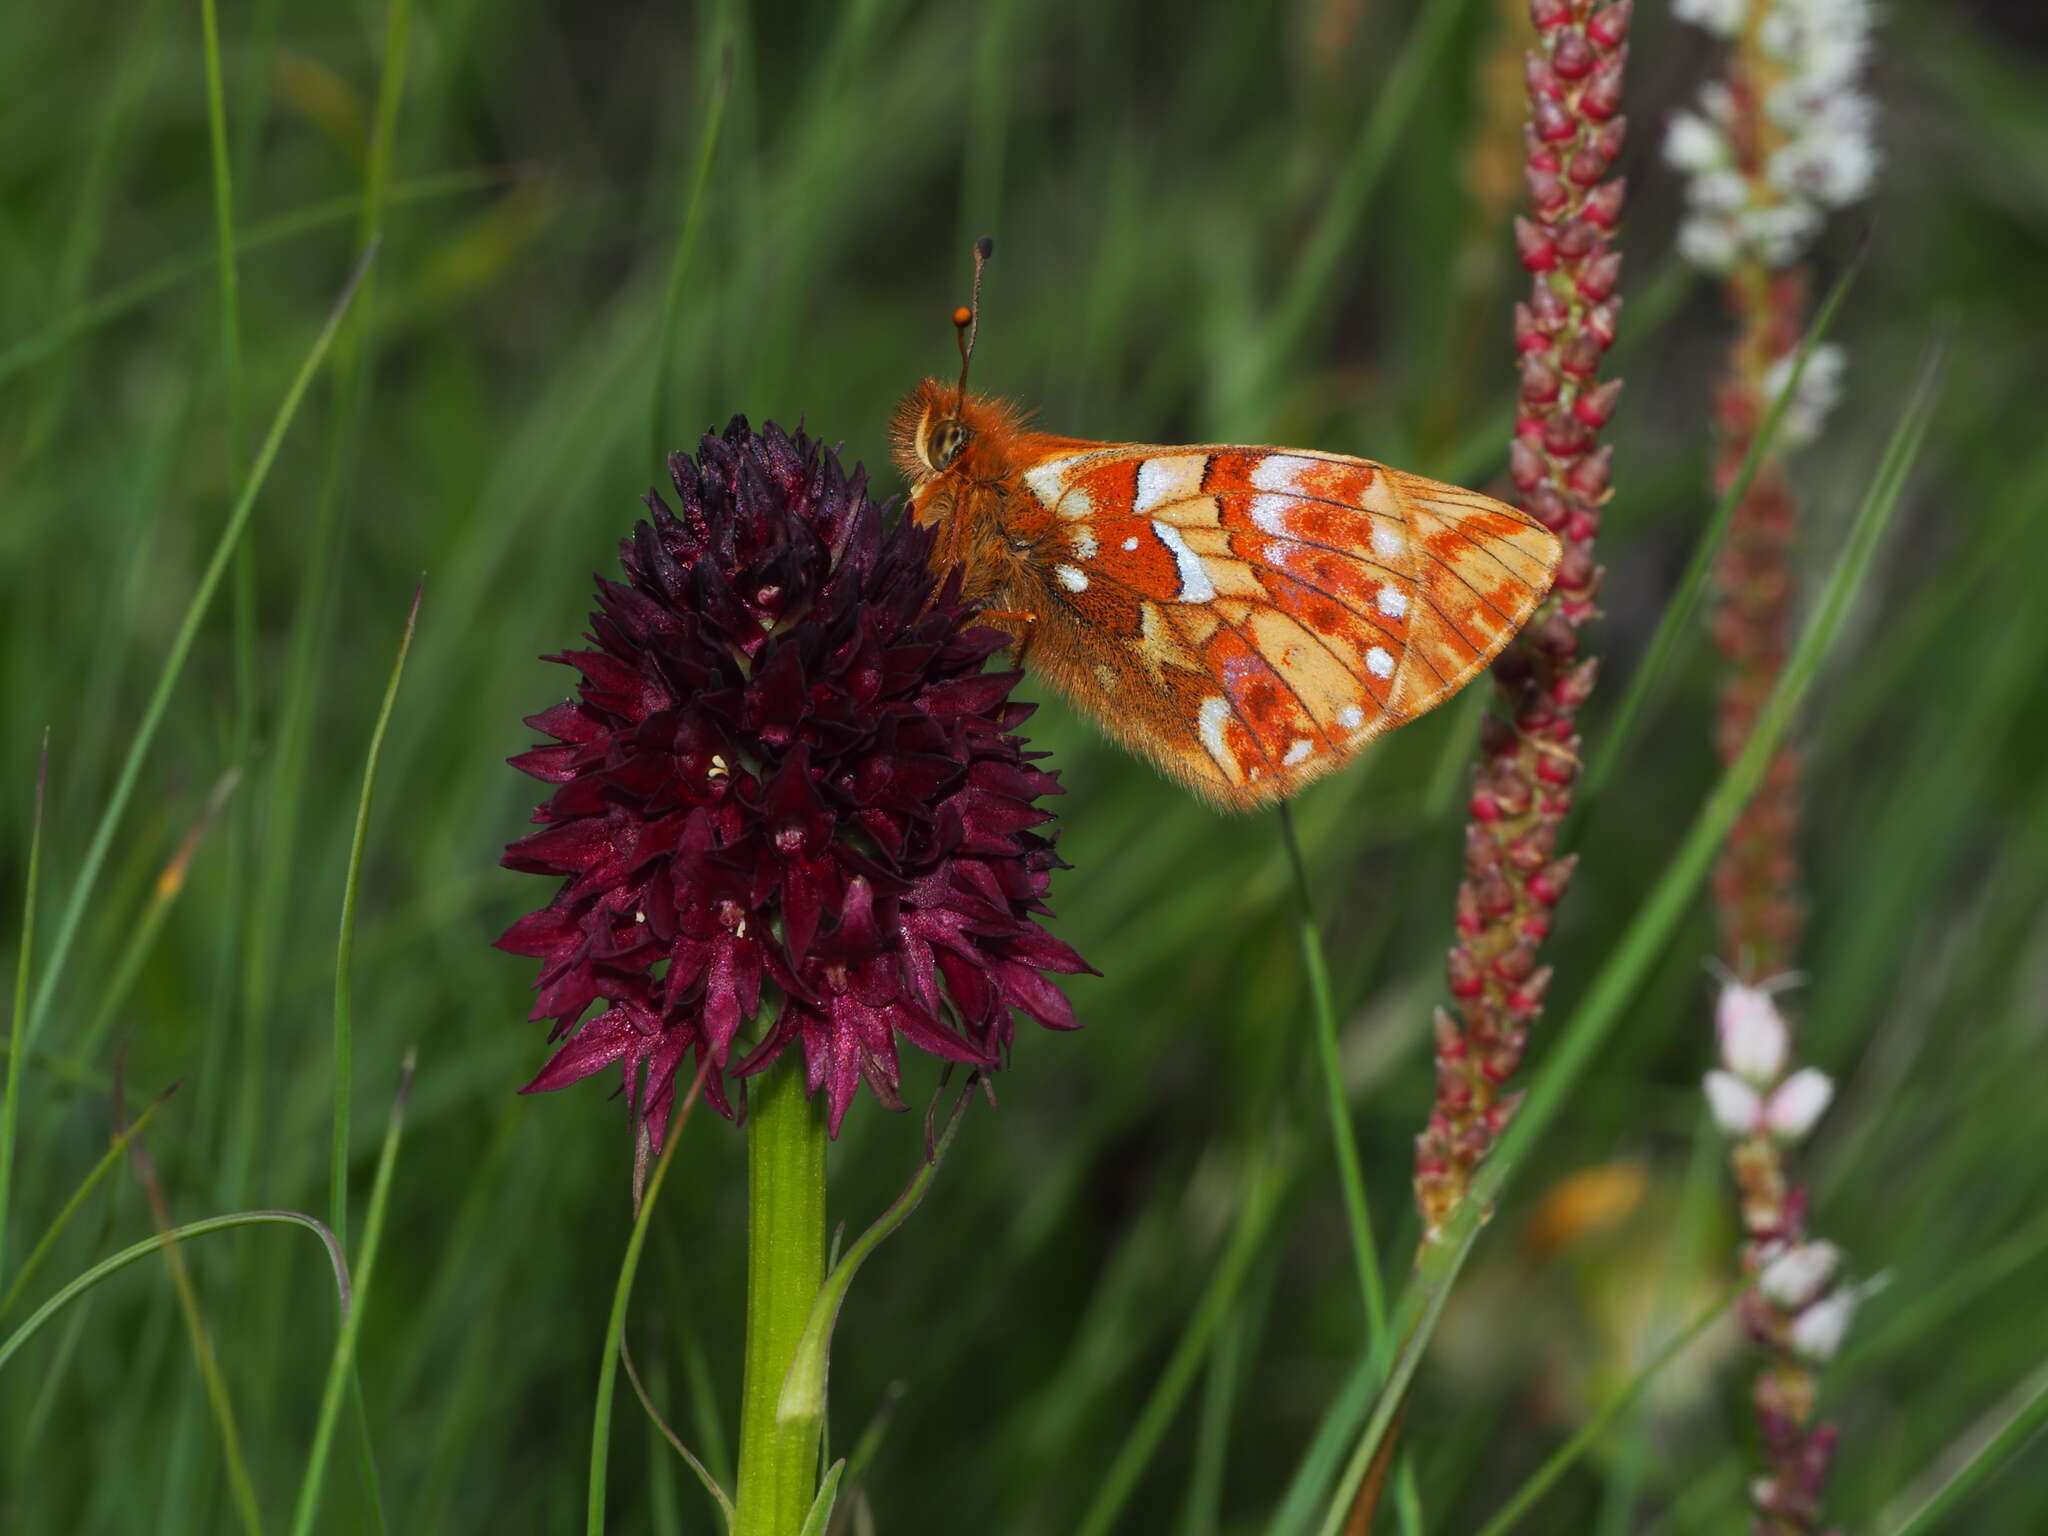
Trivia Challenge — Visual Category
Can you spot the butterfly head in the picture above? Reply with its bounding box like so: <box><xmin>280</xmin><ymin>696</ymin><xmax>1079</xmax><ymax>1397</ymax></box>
<box><xmin>893</xmin><ymin>237</ymin><xmax>1015</xmax><ymax>500</ymax></box>
<box><xmin>890</xmin><ymin>378</ymin><xmax>1021</xmax><ymax>490</ymax></box>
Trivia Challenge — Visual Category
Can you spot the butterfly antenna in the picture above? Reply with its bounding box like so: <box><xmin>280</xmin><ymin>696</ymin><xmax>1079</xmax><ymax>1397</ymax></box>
<box><xmin>953</xmin><ymin>235</ymin><xmax>993</xmax><ymax>410</ymax></box>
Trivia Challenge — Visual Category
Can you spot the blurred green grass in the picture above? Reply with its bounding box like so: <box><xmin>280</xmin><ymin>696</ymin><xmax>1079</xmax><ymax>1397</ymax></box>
<box><xmin>4</xmin><ymin>1</ymin><xmax>2047</xmax><ymax>1531</ymax></box>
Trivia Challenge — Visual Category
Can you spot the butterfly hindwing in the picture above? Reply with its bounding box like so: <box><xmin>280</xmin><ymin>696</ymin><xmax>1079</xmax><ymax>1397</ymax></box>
<box><xmin>1011</xmin><ymin>442</ymin><xmax>1563</xmax><ymax>807</ymax></box>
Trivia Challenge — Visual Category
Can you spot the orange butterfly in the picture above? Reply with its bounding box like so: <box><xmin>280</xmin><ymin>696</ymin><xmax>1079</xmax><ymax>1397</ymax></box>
<box><xmin>891</xmin><ymin>242</ymin><xmax>1564</xmax><ymax>811</ymax></box>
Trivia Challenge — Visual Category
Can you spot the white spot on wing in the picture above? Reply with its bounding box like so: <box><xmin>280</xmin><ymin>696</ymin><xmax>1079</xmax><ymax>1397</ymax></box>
<box><xmin>1283</xmin><ymin>739</ymin><xmax>1314</xmax><ymax>766</ymax></box>
<box><xmin>1134</xmin><ymin>454</ymin><xmax>1208</xmax><ymax>514</ymax></box>
<box><xmin>1122</xmin><ymin>536</ymin><xmax>1139</xmax><ymax>551</ymax></box>
<box><xmin>1372</xmin><ymin>523</ymin><xmax>1404</xmax><ymax>559</ymax></box>
<box><xmin>1072</xmin><ymin>527</ymin><xmax>1099</xmax><ymax>560</ymax></box>
<box><xmin>1152</xmin><ymin>520</ymin><xmax>1216</xmax><ymax>603</ymax></box>
<box><xmin>1377</xmin><ymin>586</ymin><xmax>1408</xmax><ymax>619</ymax></box>
<box><xmin>1250</xmin><ymin>454</ymin><xmax>1317</xmax><ymax>493</ymax></box>
<box><xmin>1055</xmin><ymin>564</ymin><xmax>1089</xmax><ymax>592</ymax></box>
<box><xmin>1250</xmin><ymin>493</ymin><xmax>1293</xmax><ymax>536</ymax></box>
<box><xmin>1367</xmin><ymin>645</ymin><xmax>1395</xmax><ymax>678</ymax></box>
<box><xmin>1197</xmin><ymin>696</ymin><xmax>1232</xmax><ymax>770</ymax></box>
<box><xmin>1337</xmin><ymin>704</ymin><xmax>1366</xmax><ymax>729</ymax></box>
<box><xmin>1022</xmin><ymin>456</ymin><xmax>1088</xmax><ymax>509</ymax></box>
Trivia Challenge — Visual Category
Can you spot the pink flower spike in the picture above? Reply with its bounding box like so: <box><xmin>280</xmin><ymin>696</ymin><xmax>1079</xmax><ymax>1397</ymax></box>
<box><xmin>1766</xmin><ymin>1068</ymin><xmax>1834</xmax><ymax>1140</ymax></box>
<box><xmin>1718</xmin><ymin>981</ymin><xmax>1790</xmax><ymax>1083</ymax></box>
<box><xmin>1705</xmin><ymin>1069</ymin><xmax>1763</xmax><ymax>1136</ymax></box>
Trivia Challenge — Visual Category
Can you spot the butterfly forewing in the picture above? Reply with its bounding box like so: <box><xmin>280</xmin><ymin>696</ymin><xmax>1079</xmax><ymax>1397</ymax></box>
<box><xmin>1013</xmin><ymin>443</ymin><xmax>1562</xmax><ymax>807</ymax></box>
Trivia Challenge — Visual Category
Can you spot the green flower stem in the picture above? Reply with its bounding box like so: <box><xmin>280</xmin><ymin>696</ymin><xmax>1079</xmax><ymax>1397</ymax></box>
<box><xmin>734</xmin><ymin>1064</ymin><xmax>828</xmax><ymax>1536</ymax></box>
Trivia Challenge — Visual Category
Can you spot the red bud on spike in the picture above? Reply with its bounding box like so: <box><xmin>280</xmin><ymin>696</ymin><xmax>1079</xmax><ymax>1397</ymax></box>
<box><xmin>1561</xmin><ymin>329</ymin><xmax>1604</xmax><ymax>376</ymax></box>
<box><xmin>1581</xmin><ymin>59</ymin><xmax>1625</xmax><ymax>121</ymax></box>
<box><xmin>1493</xmin><ymin>940</ymin><xmax>1538</xmax><ymax>983</ymax></box>
<box><xmin>1515</xmin><ymin>216</ymin><xmax>1559</xmax><ymax>272</ymax></box>
<box><xmin>1529</xmin><ymin>0</ymin><xmax>1570</xmax><ymax>30</ymax></box>
<box><xmin>1510</xmin><ymin>438</ymin><xmax>1547</xmax><ymax>491</ymax></box>
<box><xmin>1574</xmin><ymin>377</ymin><xmax>1624</xmax><ymax>428</ymax></box>
<box><xmin>1532</xmin><ymin>93</ymin><xmax>1576</xmax><ymax>143</ymax></box>
<box><xmin>1543</xmin><ymin>411</ymin><xmax>1591</xmax><ymax>455</ymax></box>
<box><xmin>1507</xmin><ymin>966</ymin><xmax>1553</xmax><ymax>1018</ymax></box>
<box><xmin>1588</xmin><ymin>0</ymin><xmax>1632</xmax><ymax>47</ymax></box>
<box><xmin>1583</xmin><ymin>178</ymin><xmax>1626</xmax><ymax>227</ymax></box>
<box><xmin>1577</xmin><ymin>250</ymin><xmax>1623</xmax><ymax>301</ymax></box>
<box><xmin>1448</xmin><ymin>946</ymin><xmax>1484</xmax><ymax>999</ymax></box>
<box><xmin>1478</xmin><ymin>871</ymin><xmax>1517</xmax><ymax>918</ymax></box>
<box><xmin>1551</xmin><ymin>29</ymin><xmax>1593</xmax><ymax>79</ymax></box>
<box><xmin>1567</xmin><ymin>444</ymin><xmax>1613</xmax><ymax>498</ymax></box>
<box><xmin>1520</xmin><ymin>354</ymin><xmax>1563</xmax><ymax>404</ymax></box>
<box><xmin>1526</xmin><ymin>165</ymin><xmax>1568</xmax><ymax>214</ymax></box>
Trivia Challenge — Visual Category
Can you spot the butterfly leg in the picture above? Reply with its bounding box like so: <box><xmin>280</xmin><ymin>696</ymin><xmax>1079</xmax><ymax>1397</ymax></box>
<box><xmin>976</xmin><ymin>608</ymin><xmax>1039</xmax><ymax>669</ymax></box>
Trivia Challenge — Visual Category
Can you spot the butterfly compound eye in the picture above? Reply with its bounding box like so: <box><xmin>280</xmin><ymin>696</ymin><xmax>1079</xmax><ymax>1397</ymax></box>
<box><xmin>929</xmin><ymin>420</ymin><xmax>967</xmax><ymax>468</ymax></box>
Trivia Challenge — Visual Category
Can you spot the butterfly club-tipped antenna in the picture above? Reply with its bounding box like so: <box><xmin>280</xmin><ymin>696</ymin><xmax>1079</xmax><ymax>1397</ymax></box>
<box><xmin>953</xmin><ymin>235</ymin><xmax>993</xmax><ymax>412</ymax></box>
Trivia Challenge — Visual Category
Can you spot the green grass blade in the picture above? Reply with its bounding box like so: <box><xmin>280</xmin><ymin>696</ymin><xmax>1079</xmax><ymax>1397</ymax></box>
<box><xmin>287</xmin><ymin>1051</ymin><xmax>415</xmax><ymax>1536</ymax></box>
<box><xmin>0</xmin><ymin>1088</ymin><xmax>174</xmax><ymax>1322</ymax></box>
<box><xmin>775</xmin><ymin>1087</ymin><xmax>974</xmax><ymax>1431</ymax></box>
<box><xmin>1074</xmin><ymin>1148</ymin><xmax>1288</xmax><ymax>1536</ymax></box>
<box><xmin>1577</xmin><ymin>247</ymin><xmax>1866</xmax><ymax>806</ymax></box>
<box><xmin>1276</xmin><ymin>804</ymin><xmax>1385</xmax><ymax>1337</ymax></box>
<box><xmin>15</xmin><ymin>245</ymin><xmax>376</xmax><ymax>1072</ymax></box>
<box><xmin>199</xmin><ymin>0</ymin><xmax>245</xmax><ymax>467</ymax></box>
<box><xmin>1301</xmin><ymin>337</ymin><xmax>1943</xmax><ymax>1536</ymax></box>
<box><xmin>0</xmin><ymin>171</ymin><xmax>502</xmax><ymax>388</ymax></box>
<box><xmin>68</xmin><ymin>769</ymin><xmax>239</xmax><ymax>1080</ymax></box>
<box><xmin>1883</xmin><ymin>1358</ymin><xmax>2048</xmax><ymax>1536</ymax></box>
<box><xmin>333</xmin><ymin>584</ymin><xmax>422</xmax><ymax>1249</ymax></box>
<box><xmin>1178</xmin><ymin>1299</ymin><xmax>1248</xmax><ymax>1536</ymax></box>
<box><xmin>0</xmin><ymin>735</ymin><xmax>49</xmax><ymax>1285</ymax></box>
<box><xmin>0</xmin><ymin>1209</ymin><xmax>350</xmax><ymax>1375</ymax></box>
<box><xmin>235</xmin><ymin>0</ymin><xmax>413</xmax><ymax>1214</ymax></box>
<box><xmin>1471</xmin><ymin>1285</ymin><xmax>1744</xmax><ymax>1536</ymax></box>
<box><xmin>1222</xmin><ymin>0</ymin><xmax>1480</xmax><ymax>424</ymax></box>
<box><xmin>590</xmin><ymin>1072</ymin><xmax>708</xmax><ymax>1534</ymax></box>
<box><xmin>650</xmin><ymin>42</ymin><xmax>733</xmax><ymax>473</ymax></box>
<box><xmin>621</xmin><ymin>1331</ymin><xmax>736</xmax><ymax>1529</ymax></box>
<box><xmin>796</xmin><ymin>1458</ymin><xmax>845</xmax><ymax>1536</ymax></box>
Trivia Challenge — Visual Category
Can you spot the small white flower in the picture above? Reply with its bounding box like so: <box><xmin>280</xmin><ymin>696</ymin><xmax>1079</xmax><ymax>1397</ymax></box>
<box><xmin>1769</xmin><ymin>133</ymin><xmax>1878</xmax><ymax>207</ymax></box>
<box><xmin>1664</xmin><ymin>110</ymin><xmax>1730</xmax><ymax>173</ymax></box>
<box><xmin>1762</xmin><ymin>343</ymin><xmax>1847</xmax><ymax>449</ymax></box>
<box><xmin>1760</xmin><ymin>1240</ymin><xmax>1843</xmax><ymax>1307</ymax></box>
<box><xmin>1688</xmin><ymin>168</ymin><xmax>1754</xmax><ymax>214</ymax></box>
<box><xmin>1765</xmin><ymin>1067</ymin><xmax>1835</xmax><ymax>1139</ymax></box>
<box><xmin>1699</xmin><ymin>81</ymin><xmax>1738</xmax><ymax>126</ymax></box>
<box><xmin>1673</xmin><ymin>0</ymin><xmax>1746</xmax><ymax>36</ymax></box>
<box><xmin>1705</xmin><ymin>1070</ymin><xmax>1764</xmax><ymax>1136</ymax></box>
<box><xmin>1678</xmin><ymin>215</ymin><xmax>1743</xmax><ymax>272</ymax></box>
<box><xmin>1718</xmin><ymin>982</ymin><xmax>1792</xmax><ymax>1083</ymax></box>
<box><xmin>1788</xmin><ymin>1288</ymin><xmax>1857</xmax><ymax>1360</ymax></box>
<box><xmin>1742</xmin><ymin>202</ymin><xmax>1824</xmax><ymax>266</ymax></box>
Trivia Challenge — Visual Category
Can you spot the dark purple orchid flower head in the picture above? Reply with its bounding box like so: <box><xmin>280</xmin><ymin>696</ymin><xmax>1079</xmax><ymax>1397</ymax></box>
<box><xmin>497</xmin><ymin>418</ymin><xmax>1091</xmax><ymax>1141</ymax></box>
